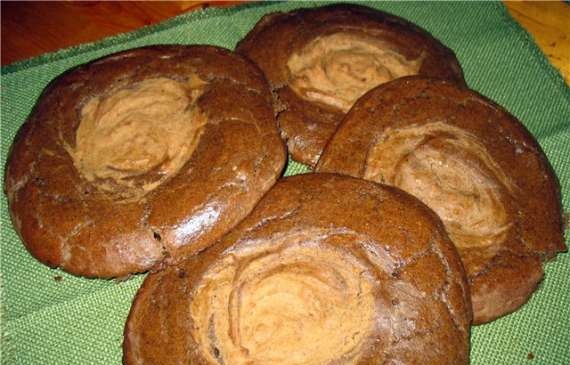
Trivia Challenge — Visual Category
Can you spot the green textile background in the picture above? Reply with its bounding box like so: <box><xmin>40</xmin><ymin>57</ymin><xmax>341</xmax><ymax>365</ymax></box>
<box><xmin>1</xmin><ymin>1</ymin><xmax>569</xmax><ymax>364</ymax></box>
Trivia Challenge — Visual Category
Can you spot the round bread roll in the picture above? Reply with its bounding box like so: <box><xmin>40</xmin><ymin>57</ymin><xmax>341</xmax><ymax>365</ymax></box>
<box><xmin>236</xmin><ymin>4</ymin><xmax>465</xmax><ymax>167</ymax></box>
<box><xmin>4</xmin><ymin>45</ymin><xmax>286</xmax><ymax>278</ymax></box>
<box><xmin>124</xmin><ymin>173</ymin><xmax>471</xmax><ymax>365</ymax></box>
<box><xmin>317</xmin><ymin>77</ymin><xmax>566</xmax><ymax>324</ymax></box>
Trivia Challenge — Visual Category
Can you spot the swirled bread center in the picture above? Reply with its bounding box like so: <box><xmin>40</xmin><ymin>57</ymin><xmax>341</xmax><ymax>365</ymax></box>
<box><xmin>287</xmin><ymin>33</ymin><xmax>422</xmax><ymax>112</ymax></box>
<box><xmin>70</xmin><ymin>77</ymin><xmax>206</xmax><ymax>199</ymax></box>
<box><xmin>365</xmin><ymin>122</ymin><xmax>513</xmax><ymax>248</ymax></box>
<box><xmin>190</xmin><ymin>238</ymin><xmax>377</xmax><ymax>365</ymax></box>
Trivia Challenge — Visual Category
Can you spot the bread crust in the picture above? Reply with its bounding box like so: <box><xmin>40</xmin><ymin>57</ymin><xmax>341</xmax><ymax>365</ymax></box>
<box><xmin>124</xmin><ymin>173</ymin><xmax>471</xmax><ymax>365</ymax></box>
<box><xmin>237</xmin><ymin>3</ymin><xmax>465</xmax><ymax>166</ymax></box>
<box><xmin>317</xmin><ymin>76</ymin><xmax>566</xmax><ymax>324</ymax></box>
<box><xmin>4</xmin><ymin>45</ymin><xmax>286</xmax><ymax>278</ymax></box>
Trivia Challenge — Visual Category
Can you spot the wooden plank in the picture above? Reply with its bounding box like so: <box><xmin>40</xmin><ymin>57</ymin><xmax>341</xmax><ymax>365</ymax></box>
<box><xmin>2</xmin><ymin>1</ymin><xmax>568</xmax><ymax>84</ymax></box>
<box><xmin>0</xmin><ymin>1</ymin><xmax>238</xmax><ymax>65</ymax></box>
<box><xmin>504</xmin><ymin>1</ymin><xmax>570</xmax><ymax>84</ymax></box>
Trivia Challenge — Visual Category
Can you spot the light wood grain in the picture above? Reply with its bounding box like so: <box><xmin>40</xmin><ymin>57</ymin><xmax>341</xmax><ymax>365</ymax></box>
<box><xmin>2</xmin><ymin>1</ymin><xmax>568</xmax><ymax>84</ymax></box>
<box><xmin>504</xmin><ymin>1</ymin><xmax>570</xmax><ymax>84</ymax></box>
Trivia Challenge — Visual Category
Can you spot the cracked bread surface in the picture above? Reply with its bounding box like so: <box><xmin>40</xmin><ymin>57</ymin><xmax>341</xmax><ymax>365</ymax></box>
<box><xmin>4</xmin><ymin>45</ymin><xmax>286</xmax><ymax>278</ymax></box>
<box><xmin>236</xmin><ymin>3</ymin><xmax>465</xmax><ymax>167</ymax></box>
<box><xmin>317</xmin><ymin>77</ymin><xmax>566</xmax><ymax>324</ymax></box>
<box><xmin>123</xmin><ymin>173</ymin><xmax>471</xmax><ymax>365</ymax></box>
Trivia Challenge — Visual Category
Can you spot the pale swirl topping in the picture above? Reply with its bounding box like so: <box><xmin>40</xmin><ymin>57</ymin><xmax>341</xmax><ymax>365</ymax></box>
<box><xmin>69</xmin><ymin>77</ymin><xmax>207</xmax><ymax>200</ymax></box>
<box><xmin>287</xmin><ymin>33</ymin><xmax>422</xmax><ymax>112</ymax></box>
<box><xmin>190</xmin><ymin>231</ymin><xmax>379</xmax><ymax>365</ymax></box>
<box><xmin>365</xmin><ymin>122</ymin><xmax>514</xmax><ymax>249</ymax></box>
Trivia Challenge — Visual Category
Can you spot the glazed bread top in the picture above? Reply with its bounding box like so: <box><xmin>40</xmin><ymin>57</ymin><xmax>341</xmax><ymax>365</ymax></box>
<box><xmin>68</xmin><ymin>77</ymin><xmax>207</xmax><ymax>200</ymax></box>
<box><xmin>286</xmin><ymin>32</ymin><xmax>423</xmax><ymax>112</ymax></box>
<box><xmin>124</xmin><ymin>173</ymin><xmax>471</xmax><ymax>365</ymax></box>
<box><xmin>237</xmin><ymin>3</ymin><xmax>465</xmax><ymax>166</ymax></box>
<box><xmin>317</xmin><ymin>77</ymin><xmax>566</xmax><ymax>323</ymax></box>
<box><xmin>4</xmin><ymin>45</ymin><xmax>286</xmax><ymax>278</ymax></box>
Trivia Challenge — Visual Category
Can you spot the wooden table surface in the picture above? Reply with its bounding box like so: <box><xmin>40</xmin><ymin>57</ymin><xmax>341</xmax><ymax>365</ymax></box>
<box><xmin>2</xmin><ymin>1</ymin><xmax>569</xmax><ymax>84</ymax></box>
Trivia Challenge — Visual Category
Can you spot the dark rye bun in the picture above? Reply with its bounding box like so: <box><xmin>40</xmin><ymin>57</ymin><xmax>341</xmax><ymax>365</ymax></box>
<box><xmin>317</xmin><ymin>77</ymin><xmax>566</xmax><ymax>324</ymax></box>
<box><xmin>124</xmin><ymin>173</ymin><xmax>471</xmax><ymax>365</ymax></box>
<box><xmin>4</xmin><ymin>45</ymin><xmax>286</xmax><ymax>278</ymax></box>
<box><xmin>237</xmin><ymin>3</ymin><xmax>465</xmax><ymax>167</ymax></box>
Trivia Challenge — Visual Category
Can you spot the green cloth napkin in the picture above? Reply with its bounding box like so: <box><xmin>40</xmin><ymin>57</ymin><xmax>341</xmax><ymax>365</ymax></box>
<box><xmin>1</xmin><ymin>2</ymin><xmax>569</xmax><ymax>364</ymax></box>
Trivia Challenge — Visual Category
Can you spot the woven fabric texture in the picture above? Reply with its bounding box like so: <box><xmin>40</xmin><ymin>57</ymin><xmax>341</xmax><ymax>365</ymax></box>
<box><xmin>1</xmin><ymin>2</ymin><xmax>569</xmax><ymax>364</ymax></box>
